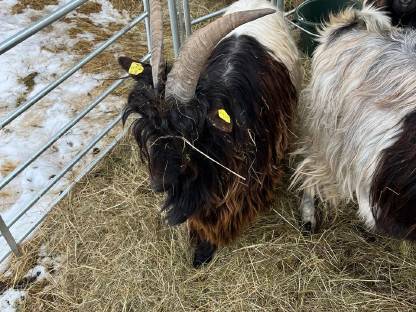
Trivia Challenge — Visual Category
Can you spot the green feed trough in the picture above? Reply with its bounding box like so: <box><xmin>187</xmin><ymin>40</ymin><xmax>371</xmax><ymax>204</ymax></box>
<box><xmin>295</xmin><ymin>0</ymin><xmax>361</xmax><ymax>56</ymax></box>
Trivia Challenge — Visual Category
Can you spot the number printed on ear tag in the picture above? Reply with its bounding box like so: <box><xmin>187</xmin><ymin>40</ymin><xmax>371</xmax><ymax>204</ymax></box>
<box><xmin>218</xmin><ymin>109</ymin><xmax>231</xmax><ymax>124</ymax></box>
<box><xmin>129</xmin><ymin>62</ymin><xmax>144</xmax><ymax>75</ymax></box>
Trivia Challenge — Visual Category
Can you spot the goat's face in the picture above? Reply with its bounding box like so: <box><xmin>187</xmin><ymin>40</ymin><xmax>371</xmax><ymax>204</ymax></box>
<box><xmin>118</xmin><ymin>3</ymin><xmax>275</xmax><ymax>224</ymax></box>
<box><xmin>119</xmin><ymin>57</ymin><xmax>234</xmax><ymax>193</ymax></box>
<box><xmin>392</xmin><ymin>0</ymin><xmax>416</xmax><ymax>14</ymax></box>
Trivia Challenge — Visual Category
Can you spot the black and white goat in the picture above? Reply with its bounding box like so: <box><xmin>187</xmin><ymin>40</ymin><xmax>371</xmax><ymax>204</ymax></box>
<box><xmin>372</xmin><ymin>0</ymin><xmax>416</xmax><ymax>27</ymax></box>
<box><xmin>292</xmin><ymin>3</ymin><xmax>416</xmax><ymax>239</ymax></box>
<box><xmin>120</xmin><ymin>0</ymin><xmax>301</xmax><ymax>267</ymax></box>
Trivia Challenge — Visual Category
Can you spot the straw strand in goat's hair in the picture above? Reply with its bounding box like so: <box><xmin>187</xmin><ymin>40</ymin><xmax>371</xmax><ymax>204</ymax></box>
<box><xmin>155</xmin><ymin>135</ymin><xmax>247</xmax><ymax>181</ymax></box>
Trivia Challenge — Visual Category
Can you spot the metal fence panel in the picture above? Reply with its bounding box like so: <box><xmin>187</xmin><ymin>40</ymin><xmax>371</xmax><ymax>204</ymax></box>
<box><xmin>0</xmin><ymin>0</ymin><xmax>151</xmax><ymax>264</ymax></box>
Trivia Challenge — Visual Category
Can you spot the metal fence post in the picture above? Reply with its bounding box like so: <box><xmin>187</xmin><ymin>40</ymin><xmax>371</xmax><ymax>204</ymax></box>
<box><xmin>167</xmin><ymin>0</ymin><xmax>180</xmax><ymax>57</ymax></box>
<box><xmin>143</xmin><ymin>0</ymin><xmax>152</xmax><ymax>52</ymax></box>
<box><xmin>175</xmin><ymin>0</ymin><xmax>187</xmax><ymax>45</ymax></box>
<box><xmin>0</xmin><ymin>216</ymin><xmax>21</xmax><ymax>257</ymax></box>
<box><xmin>182</xmin><ymin>0</ymin><xmax>192</xmax><ymax>37</ymax></box>
<box><xmin>273</xmin><ymin>0</ymin><xmax>284</xmax><ymax>10</ymax></box>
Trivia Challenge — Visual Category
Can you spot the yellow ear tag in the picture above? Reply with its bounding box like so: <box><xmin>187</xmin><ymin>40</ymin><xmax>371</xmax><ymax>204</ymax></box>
<box><xmin>218</xmin><ymin>109</ymin><xmax>231</xmax><ymax>124</ymax></box>
<box><xmin>128</xmin><ymin>62</ymin><xmax>144</xmax><ymax>75</ymax></box>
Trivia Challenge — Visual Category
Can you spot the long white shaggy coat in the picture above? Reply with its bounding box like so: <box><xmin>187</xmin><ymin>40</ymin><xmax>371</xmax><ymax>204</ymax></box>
<box><xmin>292</xmin><ymin>4</ymin><xmax>416</xmax><ymax>228</ymax></box>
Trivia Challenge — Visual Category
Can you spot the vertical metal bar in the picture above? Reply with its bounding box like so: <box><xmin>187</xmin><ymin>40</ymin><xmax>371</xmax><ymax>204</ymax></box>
<box><xmin>143</xmin><ymin>0</ymin><xmax>152</xmax><ymax>53</ymax></box>
<box><xmin>276</xmin><ymin>0</ymin><xmax>284</xmax><ymax>11</ymax></box>
<box><xmin>175</xmin><ymin>0</ymin><xmax>186</xmax><ymax>45</ymax></box>
<box><xmin>183</xmin><ymin>0</ymin><xmax>192</xmax><ymax>37</ymax></box>
<box><xmin>167</xmin><ymin>0</ymin><xmax>180</xmax><ymax>57</ymax></box>
<box><xmin>0</xmin><ymin>216</ymin><xmax>21</xmax><ymax>257</ymax></box>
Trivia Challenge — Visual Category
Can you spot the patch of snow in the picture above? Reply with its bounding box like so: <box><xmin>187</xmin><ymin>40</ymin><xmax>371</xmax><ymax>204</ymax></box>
<box><xmin>0</xmin><ymin>256</ymin><xmax>11</xmax><ymax>275</ymax></box>
<box><xmin>25</xmin><ymin>265</ymin><xmax>49</xmax><ymax>282</ymax></box>
<box><xmin>0</xmin><ymin>289</ymin><xmax>25</xmax><ymax>312</ymax></box>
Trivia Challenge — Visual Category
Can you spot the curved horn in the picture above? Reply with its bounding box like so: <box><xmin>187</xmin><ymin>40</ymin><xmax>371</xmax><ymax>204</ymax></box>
<box><xmin>149</xmin><ymin>0</ymin><xmax>165</xmax><ymax>91</ymax></box>
<box><xmin>165</xmin><ymin>8</ymin><xmax>276</xmax><ymax>103</ymax></box>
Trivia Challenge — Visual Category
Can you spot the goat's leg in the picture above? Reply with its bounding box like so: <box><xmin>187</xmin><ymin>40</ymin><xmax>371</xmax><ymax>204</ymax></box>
<box><xmin>300</xmin><ymin>190</ymin><xmax>316</xmax><ymax>233</ymax></box>
<box><xmin>357</xmin><ymin>185</ymin><xmax>376</xmax><ymax>229</ymax></box>
<box><xmin>193</xmin><ymin>239</ymin><xmax>217</xmax><ymax>268</ymax></box>
<box><xmin>189</xmin><ymin>226</ymin><xmax>217</xmax><ymax>268</ymax></box>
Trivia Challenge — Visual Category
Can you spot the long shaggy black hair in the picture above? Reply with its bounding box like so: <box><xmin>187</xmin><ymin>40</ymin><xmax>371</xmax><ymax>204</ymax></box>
<box><xmin>121</xmin><ymin>34</ymin><xmax>297</xmax><ymax>265</ymax></box>
<box><xmin>371</xmin><ymin>0</ymin><xmax>416</xmax><ymax>27</ymax></box>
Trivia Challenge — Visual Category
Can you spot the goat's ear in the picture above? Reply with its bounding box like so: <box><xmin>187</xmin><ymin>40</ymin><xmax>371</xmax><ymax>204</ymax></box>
<box><xmin>207</xmin><ymin>107</ymin><xmax>233</xmax><ymax>133</ymax></box>
<box><xmin>118</xmin><ymin>56</ymin><xmax>152</xmax><ymax>81</ymax></box>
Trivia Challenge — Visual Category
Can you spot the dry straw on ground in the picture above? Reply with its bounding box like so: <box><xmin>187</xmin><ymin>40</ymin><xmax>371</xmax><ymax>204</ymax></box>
<box><xmin>4</xmin><ymin>0</ymin><xmax>416</xmax><ymax>311</ymax></box>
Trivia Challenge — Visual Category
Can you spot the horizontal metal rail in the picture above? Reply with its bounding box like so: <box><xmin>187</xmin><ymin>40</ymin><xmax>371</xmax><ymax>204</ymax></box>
<box><xmin>191</xmin><ymin>2</ymin><xmax>290</xmax><ymax>26</ymax></box>
<box><xmin>0</xmin><ymin>12</ymin><xmax>148</xmax><ymax>130</ymax></box>
<box><xmin>191</xmin><ymin>7</ymin><xmax>227</xmax><ymax>25</ymax></box>
<box><xmin>0</xmin><ymin>0</ymin><xmax>88</xmax><ymax>55</ymax></box>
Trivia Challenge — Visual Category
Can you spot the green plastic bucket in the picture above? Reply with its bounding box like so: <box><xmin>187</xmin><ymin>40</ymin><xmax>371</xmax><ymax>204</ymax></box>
<box><xmin>295</xmin><ymin>0</ymin><xmax>360</xmax><ymax>56</ymax></box>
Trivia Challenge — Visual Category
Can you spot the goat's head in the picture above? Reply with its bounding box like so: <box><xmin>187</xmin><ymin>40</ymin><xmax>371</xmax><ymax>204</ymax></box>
<box><xmin>119</xmin><ymin>0</ymin><xmax>274</xmax><ymax>201</ymax></box>
<box><xmin>392</xmin><ymin>0</ymin><xmax>416</xmax><ymax>14</ymax></box>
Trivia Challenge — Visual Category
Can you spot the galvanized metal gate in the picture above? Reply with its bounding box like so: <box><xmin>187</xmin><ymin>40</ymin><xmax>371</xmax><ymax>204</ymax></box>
<box><xmin>0</xmin><ymin>0</ymin><xmax>152</xmax><ymax>264</ymax></box>
<box><xmin>0</xmin><ymin>0</ymin><xmax>286</xmax><ymax>266</ymax></box>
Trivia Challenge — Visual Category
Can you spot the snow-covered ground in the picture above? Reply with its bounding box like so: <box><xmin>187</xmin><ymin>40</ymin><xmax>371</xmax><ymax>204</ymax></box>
<box><xmin>0</xmin><ymin>0</ymin><xmax>140</xmax><ymax>286</ymax></box>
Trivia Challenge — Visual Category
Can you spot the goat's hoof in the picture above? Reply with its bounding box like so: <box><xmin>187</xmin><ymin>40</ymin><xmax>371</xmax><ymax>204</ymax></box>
<box><xmin>301</xmin><ymin>221</ymin><xmax>316</xmax><ymax>234</ymax></box>
<box><xmin>192</xmin><ymin>241</ymin><xmax>216</xmax><ymax>268</ymax></box>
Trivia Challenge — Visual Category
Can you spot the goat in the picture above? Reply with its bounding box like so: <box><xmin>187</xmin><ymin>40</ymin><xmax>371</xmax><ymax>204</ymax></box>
<box><xmin>371</xmin><ymin>0</ymin><xmax>416</xmax><ymax>27</ymax></box>
<box><xmin>119</xmin><ymin>0</ymin><xmax>302</xmax><ymax>267</ymax></box>
<box><xmin>292</xmin><ymin>2</ymin><xmax>416</xmax><ymax>240</ymax></box>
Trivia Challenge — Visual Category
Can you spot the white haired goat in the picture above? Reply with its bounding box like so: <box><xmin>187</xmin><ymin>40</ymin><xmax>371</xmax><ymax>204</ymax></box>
<box><xmin>292</xmin><ymin>4</ymin><xmax>416</xmax><ymax>239</ymax></box>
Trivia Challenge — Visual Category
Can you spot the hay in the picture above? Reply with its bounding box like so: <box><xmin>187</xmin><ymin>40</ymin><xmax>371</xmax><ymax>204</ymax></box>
<box><xmin>4</xmin><ymin>0</ymin><xmax>416</xmax><ymax>311</ymax></box>
<box><xmin>6</xmin><ymin>139</ymin><xmax>416</xmax><ymax>311</ymax></box>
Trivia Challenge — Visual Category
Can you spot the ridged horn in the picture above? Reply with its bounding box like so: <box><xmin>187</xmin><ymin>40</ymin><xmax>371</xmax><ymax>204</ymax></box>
<box><xmin>149</xmin><ymin>0</ymin><xmax>165</xmax><ymax>91</ymax></box>
<box><xmin>164</xmin><ymin>8</ymin><xmax>276</xmax><ymax>103</ymax></box>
